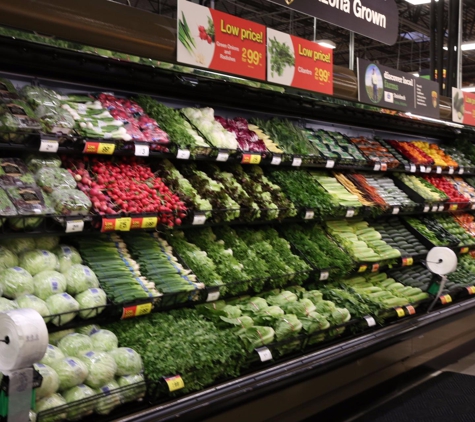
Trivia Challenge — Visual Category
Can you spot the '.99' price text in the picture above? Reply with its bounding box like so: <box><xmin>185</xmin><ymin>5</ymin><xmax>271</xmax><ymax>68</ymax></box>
<box><xmin>242</xmin><ymin>48</ymin><xmax>262</xmax><ymax>66</ymax></box>
<box><xmin>314</xmin><ymin>67</ymin><xmax>331</xmax><ymax>82</ymax></box>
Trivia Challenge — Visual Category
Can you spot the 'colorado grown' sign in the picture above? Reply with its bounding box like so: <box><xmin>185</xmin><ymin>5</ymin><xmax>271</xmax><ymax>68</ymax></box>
<box><xmin>266</xmin><ymin>0</ymin><xmax>398</xmax><ymax>46</ymax></box>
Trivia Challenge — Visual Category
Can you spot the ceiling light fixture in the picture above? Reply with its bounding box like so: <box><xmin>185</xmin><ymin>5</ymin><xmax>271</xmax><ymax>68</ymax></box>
<box><xmin>462</xmin><ymin>86</ymin><xmax>475</xmax><ymax>92</ymax></box>
<box><xmin>404</xmin><ymin>0</ymin><xmax>437</xmax><ymax>4</ymax></box>
<box><xmin>315</xmin><ymin>40</ymin><xmax>336</xmax><ymax>49</ymax></box>
<box><xmin>461</xmin><ymin>42</ymin><xmax>475</xmax><ymax>51</ymax></box>
<box><xmin>412</xmin><ymin>72</ymin><xmax>420</xmax><ymax>77</ymax></box>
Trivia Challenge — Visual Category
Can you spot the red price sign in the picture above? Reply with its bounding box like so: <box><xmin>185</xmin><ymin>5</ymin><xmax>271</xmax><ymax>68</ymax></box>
<box><xmin>453</xmin><ymin>88</ymin><xmax>475</xmax><ymax>126</ymax></box>
<box><xmin>83</xmin><ymin>141</ymin><xmax>115</xmax><ymax>155</ymax></box>
<box><xmin>267</xmin><ymin>28</ymin><xmax>333</xmax><ymax>95</ymax></box>
<box><xmin>402</xmin><ymin>257</ymin><xmax>414</xmax><ymax>266</ymax></box>
<box><xmin>121</xmin><ymin>303</ymin><xmax>153</xmax><ymax>319</ymax></box>
<box><xmin>241</xmin><ymin>153</ymin><xmax>261</xmax><ymax>164</ymax></box>
<box><xmin>405</xmin><ymin>305</ymin><xmax>416</xmax><ymax>315</ymax></box>
<box><xmin>130</xmin><ymin>217</ymin><xmax>158</xmax><ymax>230</ymax></box>
<box><xmin>466</xmin><ymin>286</ymin><xmax>475</xmax><ymax>295</ymax></box>
<box><xmin>440</xmin><ymin>294</ymin><xmax>452</xmax><ymax>305</ymax></box>
<box><xmin>177</xmin><ymin>0</ymin><xmax>266</xmax><ymax>80</ymax></box>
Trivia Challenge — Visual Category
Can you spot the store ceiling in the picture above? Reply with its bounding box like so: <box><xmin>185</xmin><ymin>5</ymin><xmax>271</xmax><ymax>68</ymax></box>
<box><xmin>120</xmin><ymin>0</ymin><xmax>475</xmax><ymax>86</ymax></box>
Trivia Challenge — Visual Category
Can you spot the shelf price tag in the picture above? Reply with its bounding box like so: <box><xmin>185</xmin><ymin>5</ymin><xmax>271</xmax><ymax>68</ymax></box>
<box><xmin>319</xmin><ymin>271</ymin><xmax>329</xmax><ymax>281</ymax></box>
<box><xmin>438</xmin><ymin>205</ymin><xmax>445</xmax><ymax>212</ymax></box>
<box><xmin>176</xmin><ymin>149</ymin><xmax>191</xmax><ymax>160</ymax></box>
<box><xmin>325</xmin><ymin>159</ymin><xmax>335</xmax><ymax>169</ymax></box>
<box><xmin>292</xmin><ymin>156</ymin><xmax>302</xmax><ymax>167</ymax></box>
<box><xmin>373</xmin><ymin>162</ymin><xmax>381</xmax><ymax>171</ymax></box>
<box><xmin>402</xmin><ymin>257</ymin><xmax>414</xmax><ymax>266</ymax></box>
<box><xmin>431</xmin><ymin>205</ymin><xmax>438</xmax><ymax>212</ymax></box>
<box><xmin>392</xmin><ymin>207</ymin><xmax>400</xmax><ymax>215</ymax></box>
<box><xmin>271</xmin><ymin>154</ymin><xmax>282</xmax><ymax>166</ymax></box>
<box><xmin>101</xmin><ymin>218</ymin><xmax>116</xmax><ymax>232</ymax></box>
<box><xmin>423</xmin><ymin>205</ymin><xmax>430</xmax><ymax>213</ymax></box>
<box><xmin>192</xmin><ymin>212</ymin><xmax>206</xmax><ymax>225</ymax></box>
<box><xmin>410</xmin><ymin>164</ymin><xmax>417</xmax><ymax>173</ymax></box>
<box><xmin>206</xmin><ymin>287</ymin><xmax>220</xmax><ymax>302</ymax></box>
<box><xmin>131</xmin><ymin>217</ymin><xmax>158</xmax><ymax>230</ymax></box>
<box><xmin>419</xmin><ymin>165</ymin><xmax>426</xmax><ymax>173</ymax></box>
<box><xmin>448</xmin><ymin>167</ymin><xmax>455</xmax><ymax>174</ymax></box>
<box><xmin>304</xmin><ymin>209</ymin><xmax>314</xmax><ymax>220</ymax></box>
<box><xmin>358</xmin><ymin>265</ymin><xmax>367</xmax><ymax>273</ymax></box>
<box><xmin>40</xmin><ymin>138</ymin><xmax>59</xmax><ymax>153</ymax></box>
<box><xmin>346</xmin><ymin>208</ymin><xmax>355</xmax><ymax>218</ymax></box>
<box><xmin>461</xmin><ymin>247</ymin><xmax>470</xmax><ymax>254</ymax></box>
<box><xmin>380</xmin><ymin>163</ymin><xmax>388</xmax><ymax>171</ymax></box>
<box><xmin>216</xmin><ymin>150</ymin><xmax>229</xmax><ymax>162</ymax></box>
<box><xmin>101</xmin><ymin>217</ymin><xmax>131</xmax><ymax>232</ymax></box>
<box><xmin>466</xmin><ymin>286</ymin><xmax>475</xmax><ymax>295</ymax></box>
<box><xmin>436</xmin><ymin>166</ymin><xmax>442</xmax><ymax>174</ymax></box>
<box><xmin>241</xmin><ymin>153</ymin><xmax>261</xmax><ymax>165</ymax></box>
<box><xmin>121</xmin><ymin>302</ymin><xmax>153</xmax><ymax>319</ymax></box>
<box><xmin>426</xmin><ymin>166</ymin><xmax>432</xmax><ymax>173</ymax></box>
<box><xmin>134</xmin><ymin>143</ymin><xmax>150</xmax><ymax>157</ymax></box>
<box><xmin>471</xmin><ymin>203</ymin><xmax>475</xmax><ymax>210</ymax></box>
<box><xmin>449</xmin><ymin>204</ymin><xmax>458</xmax><ymax>211</ymax></box>
<box><xmin>255</xmin><ymin>347</ymin><xmax>273</xmax><ymax>362</ymax></box>
<box><xmin>164</xmin><ymin>375</ymin><xmax>185</xmax><ymax>392</ymax></box>
<box><xmin>440</xmin><ymin>294</ymin><xmax>452</xmax><ymax>305</ymax></box>
<box><xmin>471</xmin><ymin>250</ymin><xmax>475</xmax><ymax>258</ymax></box>
<box><xmin>394</xmin><ymin>307</ymin><xmax>405</xmax><ymax>318</ymax></box>
<box><xmin>65</xmin><ymin>220</ymin><xmax>84</xmax><ymax>233</ymax></box>
<box><xmin>459</xmin><ymin>167</ymin><xmax>465</xmax><ymax>175</ymax></box>
<box><xmin>405</xmin><ymin>305</ymin><xmax>416</xmax><ymax>315</ymax></box>
<box><xmin>363</xmin><ymin>315</ymin><xmax>376</xmax><ymax>327</ymax></box>
<box><xmin>371</xmin><ymin>263</ymin><xmax>379</xmax><ymax>273</ymax></box>
<box><xmin>84</xmin><ymin>141</ymin><xmax>116</xmax><ymax>155</ymax></box>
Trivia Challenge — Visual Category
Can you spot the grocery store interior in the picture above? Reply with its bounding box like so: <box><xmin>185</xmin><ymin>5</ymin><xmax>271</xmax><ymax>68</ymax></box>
<box><xmin>4</xmin><ymin>0</ymin><xmax>475</xmax><ymax>421</ymax></box>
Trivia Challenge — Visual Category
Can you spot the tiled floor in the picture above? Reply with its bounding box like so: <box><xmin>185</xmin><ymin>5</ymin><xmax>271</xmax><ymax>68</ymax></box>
<box><xmin>442</xmin><ymin>351</ymin><xmax>475</xmax><ymax>375</ymax></box>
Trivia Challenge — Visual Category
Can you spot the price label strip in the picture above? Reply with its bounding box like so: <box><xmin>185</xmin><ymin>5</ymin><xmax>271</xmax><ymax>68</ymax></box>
<box><xmin>255</xmin><ymin>347</ymin><xmax>273</xmax><ymax>362</ymax></box>
<box><xmin>405</xmin><ymin>305</ymin><xmax>416</xmax><ymax>315</ymax></box>
<box><xmin>363</xmin><ymin>315</ymin><xmax>376</xmax><ymax>327</ymax></box>
<box><xmin>448</xmin><ymin>166</ymin><xmax>454</xmax><ymax>175</ymax></box>
<box><xmin>101</xmin><ymin>217</ymin><xmax>132</xmax><ymax>232</ymax></box>
<box><xmin>241</xmin><ymin>153</ymin><xmax>261</xmax><ymax>165</ymax></box>
<box><xmin>373</xmin><ymin>162</ymin><xmax>381</xmax><ymax>171</ymax></box>
<box><xmin>206</xmin><ymin>287</ymin><xmax>220</xmax><ymax>302</ymax></box>
<box><xmin>394</xmin><ymin>307</ymin><xmax>405</xmax><ymax>318</ymax></box>
<box><xmin>131</xmin><ymin>217</ymin><xmax>158</xmax><ymax>230</ymax></box>
<box><xmin>325</xmin><ymin>160</ymin><xmax>335</xmax><ymax>169</ymax></box>
<box><xmin>410</xmin><ymin>164</ymin><xmax>417</xmax><ymax>173</ymax></box>
<box><xmin>402</xmin><ymin>257</ymin><xmax>414</xmax><ymax>266</ymax></box>
<box><xmin>319</xmin><ymin>271</ymin><xmax>329</xmax><ymax>281</ymax></box>
<box><xmin>449</xmin><ymin>204</ymin><xmax>458</xmax><ymax>211</ymax></box>
<box><xmin>192</xmin><ymin>212</ymin><xmax>207</xmax><ymax>225</ymax></box>
<box><xmin>346</xmin><ymin>208</ymin><xmax>355</xmax><ymax>218</ymax></box>
<box><xmin>371</xmin><ymin>263</ymin><xmax>379</xmax><ymax>273</ymax></box>
<box><xmin>135</xmin><ymin>143</ymin><xmax>150</xmax><ymax>157</ymax></box>
<box><xmin>380</xmin><ymin>162</ymin><xmax>388</xmax><ymax>171</ymax></box>
<box><xmin>438</xmin><ymin>205</ymin><xmax>445</xmax><ymax>212</ymax></box>
<box><xmin>459</xmin><ymin>167</ymin><xmax>465</xmax><ymax>175</ymax></box>
<box><xmin>358</xmin><ymin>265</ymin><xmax>368</xmax><ymax>273</ymax></box>
<box><xmin>176</xmin><ymin>149</ymin><xmax>191</xmax><ymax>160</ymax></box>
<box><xmin>431</xmin><ymin>205</ymin><xmax>438</xmax><ymax>213</ymax></box>
<box><xmin>292</xmin><ymin>156</ymin><xmax>302</xmax><ymax>167</ymax></box>
<box><xmin>423</xmin><ymin>205</ymin><xmax>430</xmax><ymax>213</ymax></box>
<box><xmin>420</xmin><ymin>165</ymin><xmax>426</xmax><ymax>173</ymax></box>
<box><xmin>471</xmin><ymin>203</ymin><xmax>475</xmax><ymax>210</ymax></box>
<box><xmin>216</xmin><ymin>150</ymin><xmax>229</xmax><ymax>162</ymax></box>
<box><xmin>304</xmin><ymin>209</ymin><xmax>315</xmax><ymax>220</ymax></box>
<box><xmin>461</xmin><ymin>247</ymin><xmax>470</xmax><ymax>254</ymax></box>
<box><xmin>121</xmin><ymin>302</ymin><xmax>153</xmax><ymax>319</ymax></box>
<box><xmin>426</xmin><ymin>166</ymin><xmax>432</xmax><ymax>173</ymax></box>
<box><xmin>271</xmin><ymin>154</ymin><xmax>282</xmax><ymax>166</ymax></box>
<box><xmin>392</xmin><ymin>207</ymin><xmax>400</xmax><ymax>215</ymax></box>
<box><xmin>83</xmin><ymin>141</ymin><xmax>116</xmax><ymax>155</ymax></box>
<box><xmin>40</xmin><ymin>138</ymin><xmax>59</xmax><ymax>153</ymax></box>
<box><xmin>436</xmin><ymin>166</ymin><xmax>442</xmax><ymax>174</ymax></box>
<box><xmin>65</xmin><ymin>220</ymin><xmax>84</xmax><ymax>233</ymax></box>
<box><xmin>439</xmin><ymin>294</ymin><xmax>452</xmax><ymax>305</ymax></box>
<box><xmin>466</xmin><ymin>286</ymin><xmax>475</xmax><ymax>295</ymax></box>
<box><xmin>164</xmin><ymin>375</ymin><xmax>185</xmax><ymax>392</ymax></box>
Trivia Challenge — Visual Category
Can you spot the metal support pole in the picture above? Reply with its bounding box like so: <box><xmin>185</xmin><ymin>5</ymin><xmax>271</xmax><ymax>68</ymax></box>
<box><xmin>430</xmin><ymin>0</ymin><xmax>436</xmax><ymax>81</ymax></box>
<box><xmin>313</xmin><ymin>17</ymin><xmax>316</xmax><ymax>42</ymax></box>
<box><xmin>447</xmin><ymin>0</ymin><xmax>458</xmax><ymax>96</ymax></box>
<box><xmin>349</xmin><ymin>31</ymin><xmax>355</xmax><ymax>71</ymax></box>
<box><xmin>457</xmin><ymin>0</ymin><xmax>463</xmax><ymax>88</ymax></box>
<box><xmin>436</xmin><ymin>0</ymin><xmax>444</xmax><ymax>94</ymax></box>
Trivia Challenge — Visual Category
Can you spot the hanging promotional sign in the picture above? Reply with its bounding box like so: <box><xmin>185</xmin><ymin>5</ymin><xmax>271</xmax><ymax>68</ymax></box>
<box><xmin>265</xmin><ymin>0</ymin><xmax>398</xmax><ymax>46</ymax></box>
<box><xmin>357</xmin><ymin>59</ymin><xmax>440</xmax><ymax>119</ymax></box>
<box><xmin>267</xmin><ymin>28</ymin><xmax>333</xmax><ymax>95</ymax></box>
<box><xmin>452</xmin><ymin>88</ymin><xmax>475</xmax><ymax>126</ymax></box>
<box><xmin>177</xmin><ymin>0</ymin><xmax>266</xmax><ymax>80</ymax></box>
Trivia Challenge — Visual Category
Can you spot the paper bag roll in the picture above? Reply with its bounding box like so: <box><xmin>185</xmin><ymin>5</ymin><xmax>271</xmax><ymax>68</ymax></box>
<box><xmin>0</xmin><ymin>309</ymin><xmax>48</xmax><ymax>372</ymax></box>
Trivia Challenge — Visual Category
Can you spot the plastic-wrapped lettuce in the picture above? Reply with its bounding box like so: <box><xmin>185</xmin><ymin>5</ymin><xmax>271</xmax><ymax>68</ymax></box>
<box><xmin>58</xmin><ymin>334</ymin><xmax>93</xmax><ymax>357</ymax></box>
<box><xmin>273</xmin><ymin>314</ymin><xmax>303</xmax><ymax>342</ymax></box>
<box><xmin>76</xmin><ymin>288</ymin><xmax>107</xmax><ymax>319</ymax></box>
<box><xmin>0</xmin><ymin>99</ymin><xmax>41</xmax><ymax>133</ymax></box>
<box><xmin>50</xmin><ymin>189</ymin><xmax>92</xmax><ymax>216</ymax></box>
<box><xmin>77</xmin><ymin>325</ymin><xmax>101</xmax><ymax>336</ymax></box>
<box><xmin>0</xmin><ymin>266</ymin><xmax>34</xmax><ymax>298</ymax></box>
<box><xmin>78</xmin><ymin>351</ymin><xmax>117</xmax><ymax>389</ymax></box>
<box><xmin>266</xmin><ymin>291</ymin><xmax>298</xmax><ymax>306</ymax></box>
<box><xmin>117</xmin><ymin>374</ymin><xmax>146</xmax><ymax>403</ymax></box>
<box><xmin>62</xmin><ymin>384</ymin><xmax>96</xmax><ymax>421</ymax></box>
<box><xmin>19</xmin><ymin>250</ymin><xmax>59</xmax><ymax>276</ymax></box>
<box><xmin>35</xmin><ymin>105</ymin><xmax>75</xmax><ymax>134</ymax></box>
<box><xmin>20</xmin><ymin>85</ymin><xmax>62</xmax><ymax>109</ymax></box>
<box><xmin>49</xmin><ymin>357</ymin><xmax>89</xmax><ymax>390</ymax></box>
<box><xmin>25</xmin><ymin>154</ymin><xmax>62</xmax><ymax>173</ymax></box>
<box><xmin>40</xmin><ymin>344</ymin><xmax>66</xmax><ymax>367</ymax></box>
<box><xmin>0</xmin><ymin>77</ymin><xmax>18</xmax><ymax>98</ymax></box>
<box><xmin>6</xmin><ymin>186</ymin><xmax>53</xmax><ymax>215</ymax></box>
<box><xmin>53</xmin><ymin>245</ymin><xmax>82</xmax><ymax>273</ymax></box>
<box><xmin>48</xmin><ymin>329</ymin><xmax>75</xmax><ymax>346</ymax></box>
<box><xmin>35</xmin><ymin>393</ymin><xmax>67</xmax><ymax>422</ymax></box>
<box><xmin>0</xmin><ymin>245</ymin><xmax>18</xmax><ymax>270</ymax></box>
<box><xmin>90</xmin><ymin>330</ymin><xmax>118</xmax><ymax>352</ymax></box>
<box><xmin>65</xmin><ymin>265</ymin><xmax>99</xmax><ymax>295</ymax></box>
<box><xmin>35</xmin><ymin>236</ymin><xmax>60</xmax><ymax>251</ymax></box>
<box><xmin>0</xmin><ymin>297</ymin><xmax>18</xmax><ymax>311</ymax></box>
<box><xmin>0</xmin><ymin>237</ymin><xmax>35</xmax><ymax>254</ymax></box>
<box><xmin>16</xmin><ymin>294</ymin><xmax>51</xmax><ymax>322</ymax></box>
<box><xmin>33</xmin><ymin>270</ymin><xmax>67</xmax><ymax>300</ymax></box>
<box><xmin>0</xmin><ymin>188</ymin><xmax>17</xmax><ymax>217</ymax></box>
<box><xmin>0</xmin><ymin>158</ymin><xmax>35</xmax><ymax>187</ymax></box>
<box><xmin>109</xmin><ymin>348</ymin><xmax>143</xmax><ymax>376</ymax></box>
<box><xmin>46</xmin><ymin>293</ymin><xmax>80</xmax><ymax>326</ymax></box>
<box><xmin>36</xmin><ymin>167</ymin><xmax>77</xmax><ymax>192</ymax></box>
<box><xmin>34</xmin><ymin>363</ymin><xmax>60</xmax><ymax>400</ymax></box>
<box><xmin>95</xmin><ymin>380</ymin><xmax>121</xmax><ymax>415</ymax></box>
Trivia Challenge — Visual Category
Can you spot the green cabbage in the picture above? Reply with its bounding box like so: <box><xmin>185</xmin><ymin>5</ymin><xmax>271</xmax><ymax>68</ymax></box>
<box><xmin>0</xmin><ymin>266</ymin><xmax>34</xmax><ymax>298</ymax></box>
<box><xmin>65</xmin><ymin>265</ymin><xmax>99</xmax><ymax>295</ymax></box>
<box><xmin>117</xmin><ymin>374</ymin><xmax>146</xmax><ymax>403</ymax></box>
<box><xmin>240</xmin><ymin>297</ymin><xmax>269</xmax><ymax>313</ymax></box>
<box><xmin>34</xmin><ymin>363</ymin><xmax>60</xmax><ymax>400</ymax></box>
<box><xmin>58</xmin><ymin>334</ymin><xmax>93</xmax><ymax>357</ymax></box>
<box><xmin>78</xmin><ymin>351</ymin><xmax>117</xmax><ymax>388</ymax></box>
<box><xmin>35</xmin><ymin>236</ymin><xmax>60</xmax><ymax>251</ymax></box>
<box><xmin>33</xmin><ymin>271</ymin><xmax>67</xmax><ymax>300</ymax></box>
<box><xmin>109</xmin><ymin>348</ymin><xmax>143</xmax><ymax>376</ymax></box>
<box><xmin>301</xmin><ymin>290</ymin><xmax>323</xmax><ymax>305</ymax></box>
<box><xmin>48</xmin><ymin>329</ymin><xmax>75</xmax><ymax>346</ymax></box>
<box><xmin>0</xmin><ymin>245</ymin><xmax>18</xmax><ymax>270</ymax></box>
<box><xmin>95</xmin><ymin>380</ymin><xmax>121</xmax><ymax>415</ymax></box>
<box><xmin>75</xmin><ymin>288</ymin><xmax>107</xmax><ymax>319</ymax></box>
<box><xmin>53</xmin><ymin>245</ymin><xmax>82</xmax><ymax>273</ymax></box>
<box><xmin>19</xmin><ymin>250</ymin><xmax>59</xmax><ymax>275</ymax></box>
<box><xmin>49</xmin><ymin>357</ymin><xmax>88</xmax><ymax>390</ymax></box>
<box><xmin>62</xmin><ymin>384</ymin><xmax>96</xmax><ymax>421</ymax></box>
<box><xmin>281</xmin><ymin>301</ymin><xmax>316</xmax><ymax>318</ymax></box>
<box><xmin>46</xmin><ymin>293</ymin><xmax>80</xmax><ymax>326</ymax></box>
<box><xmin>16</xmin><ymin>294</ymin><xmax>51</xmax><ymax>322</ymax></box>
<box><xmin>0</xmin><ymin>297</ymin><xmax>18</xmax><ymax>311</ymax></box>
<box><xmin>300</xmin><ymin>311</ymin><xmax>330</xmax><ymax>334</ymax></box>
<box><xmin>314</xmin><ymin>300</ymin><xmax>337</xmax><ymax>316</ymax></box>
<box><xmin>273</xmin><ymin>314</ymin><xmax>303</xmax><ymax>341</ymax></box>
<box><xmin>77</xmin><ymin>325</ymin><xmax>101</xmax><ymax>336</ymax></box>
<box><xmin>35</xmin><ymin>393</ymin><xmax>67</xmax><ymax>422</ymax></box>
<box><xmin>90</xmin><ymin>330</ymin><xmax>118</xmax><ymax>352</ymax></box>
<box><xmin>40</xmin><ymin>344</ymin><xmax>66</xmax><ymax>367</ymax></box>
<box><xmin>0</xmin><ymin>237</ymin><xmax>35</xmax><ymax>254</ymax></box>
